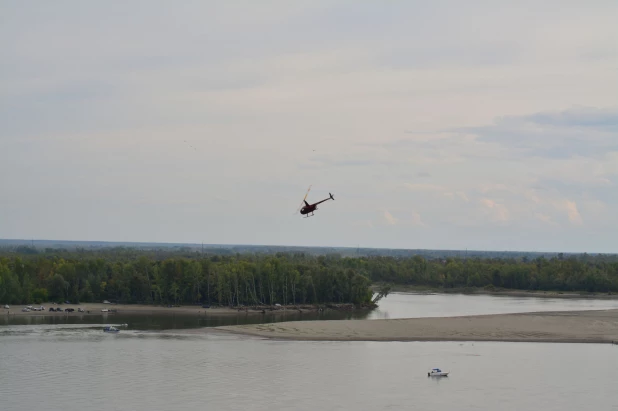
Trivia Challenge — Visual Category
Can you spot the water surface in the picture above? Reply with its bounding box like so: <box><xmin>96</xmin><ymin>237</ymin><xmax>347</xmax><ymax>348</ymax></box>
<box><xmin>0</xmin><ymin>308</ymin><xmax>369</xmax><ymax>330</ymax></box>
<box><xmin>1</xmin><ymin>330</ymin><xmax>616</xmax><ymax>411</ymax></box>
<box><xmin>369</xmin><ymin>292</ymin><xmax>618</xmax><ymax>319</ymax></box>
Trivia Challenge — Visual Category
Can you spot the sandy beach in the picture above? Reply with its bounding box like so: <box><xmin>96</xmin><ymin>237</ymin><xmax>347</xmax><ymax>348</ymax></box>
<box><xmin>214</xmin><ymin>309</ymin><xmax>618</xmax><ymax>344</ymax></box>
<box><xmin>3</xmin><ymin>302</ymin><xmax>320</xmax><ymax>317</ymax></box>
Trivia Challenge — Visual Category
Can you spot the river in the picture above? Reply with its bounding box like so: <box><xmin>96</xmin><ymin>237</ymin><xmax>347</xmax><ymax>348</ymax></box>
<box><xmin>1</xmin><ymin>293</ymin><xmax>617</xmax><ymax>410</ymax></box>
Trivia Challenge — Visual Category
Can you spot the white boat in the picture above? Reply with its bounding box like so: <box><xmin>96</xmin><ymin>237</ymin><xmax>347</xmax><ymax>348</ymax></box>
<box><xmin>428</xmin><ymin>368</ymin><xmax>449</xmax><ymax>377</ymax></box>
<box><xmin>103</xmin><ymin>326</ymin><xmax>119</xmax><ymax>333</ymax></box>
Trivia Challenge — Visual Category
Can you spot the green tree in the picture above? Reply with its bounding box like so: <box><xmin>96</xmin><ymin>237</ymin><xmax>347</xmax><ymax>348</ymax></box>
<box><xmin>32</xmin><ymin>288</ymin><xmax>49</xmax><ymax>304</ymax></box>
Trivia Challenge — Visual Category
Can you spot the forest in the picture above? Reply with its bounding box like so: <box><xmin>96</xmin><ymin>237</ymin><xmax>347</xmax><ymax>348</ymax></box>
<box><xmin>362</xmin><ymin>253</ymin><xmax>618</xmax><ymax>293</ymax></box>
<box><xmin>0</xmin><ymin>248</ymin><xmax>375</xmax><ymax>306</ymax></box>
<box><xmin>0</xmin><ymin>247</ymin><xmax>617</xmax><ymax>305</ymax></box>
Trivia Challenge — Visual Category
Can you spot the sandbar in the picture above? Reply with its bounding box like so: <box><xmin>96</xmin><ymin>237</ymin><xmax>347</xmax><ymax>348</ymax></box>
<box><xmin>214</xmin><ymin>309</ymin><xmax>618</xmax><ymax>344</ymax></box>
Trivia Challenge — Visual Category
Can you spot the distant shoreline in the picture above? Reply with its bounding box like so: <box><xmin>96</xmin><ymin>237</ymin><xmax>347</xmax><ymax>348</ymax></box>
<box><xmin>212</xmin><ymin>309</ymin><xmax>618</xmax><ymax>344</ymax></box>
<box><xmin>375</xmin><ymin>285</ymin><xmax>618</xmax><ymax>300</ymax></box>
<box><xmin>5</xmin><ymin>238</ymin><xmax>609</xmax><ymax>257</ymax></box>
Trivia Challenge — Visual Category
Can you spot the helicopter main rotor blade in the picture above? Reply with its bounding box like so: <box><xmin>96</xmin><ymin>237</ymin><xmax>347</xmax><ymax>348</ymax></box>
<box><xmin>304</xmin><ymin>185</ymin><xmax>312</xmax><ymax>201</ymax></box>
<box><xmin>294</xmin><ymin>184</ymin><xmax>312</xmax><ymax>213</ymax></box>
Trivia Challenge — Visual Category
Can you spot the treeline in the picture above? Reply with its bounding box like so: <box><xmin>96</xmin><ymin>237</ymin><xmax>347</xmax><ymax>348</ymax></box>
<box><xmin>1</xmin><ymin>250</ymin><xmax>617</xmax><ymax>306</ymax></box>
<box><xmin>0</xmin><ymin>252</ymin><xmax>374</xmax><ymax>306</ymax></box>
<box><xmin>0</xmin><ymin>241</ymin><xmax>580</xmax><ymax>259</ymax></box>
<box><xmin>356</xmin><ymin>254</ymin><xmax>618</xmax><ymax>293</ymax></box>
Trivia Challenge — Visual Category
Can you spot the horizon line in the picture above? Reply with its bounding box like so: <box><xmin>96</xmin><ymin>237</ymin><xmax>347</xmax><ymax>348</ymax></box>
<box><xmin>0</xmin><ymin>238</ymin><xmax>614</xmax><ymax>255</ymax></box>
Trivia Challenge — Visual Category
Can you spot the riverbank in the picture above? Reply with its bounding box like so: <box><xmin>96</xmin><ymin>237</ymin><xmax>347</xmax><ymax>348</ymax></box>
<box><xmin>213</xmin><ymin>309</ymin><xmax>618</xmax><ymax>344</ymax></box>
<box><xmin>2</xmin><ymin>302</ymin><xmax>370</xmax><ymax>317</ymax></box>
<box><xmin>373</xmin><ymin>284</ymin><xmax>618</xmax><ymax>300</ymax></box>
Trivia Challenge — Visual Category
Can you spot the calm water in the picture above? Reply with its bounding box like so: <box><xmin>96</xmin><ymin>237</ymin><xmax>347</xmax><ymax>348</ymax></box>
<box><xmin>0</xmin><ymin>307</ymin><xmax>366</xmax><ymax>330</ymax></box>
<box><xmin>1</xmin><ymin>331</ymin><xmax>617</xmax><ymax>411</ymax></box>
<box><xmin>2</xmin><ymin>293</ymin><xmax>617</xmax><ymax>411</ymax></box>
<box><xmin>368</xmin><ymin>292</ymin><xmax>618</xmax><ymax>319</ymax></box>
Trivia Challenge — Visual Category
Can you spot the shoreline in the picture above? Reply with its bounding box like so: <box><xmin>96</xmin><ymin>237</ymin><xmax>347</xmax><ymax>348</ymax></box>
<box><xmin>213</xmin><ymin>309</ymin><xmax>618</xmax><ymax>344</ymax></box>
<box><xmin>2</xmin><ymin>302</ymin><xmax>366</xmax><ymax>317</ymax></box>
<box><xmin>375</xmin><ymin>285</ymin><xmax>618</xmax><ymax>300</ymax></box>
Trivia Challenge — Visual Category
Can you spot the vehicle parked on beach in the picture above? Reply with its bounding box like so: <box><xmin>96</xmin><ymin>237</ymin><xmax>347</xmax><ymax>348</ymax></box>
<box><xmin>4</xmin><ymin>304</ymin><xmax>9</xmax><ymax>309</ymax></box>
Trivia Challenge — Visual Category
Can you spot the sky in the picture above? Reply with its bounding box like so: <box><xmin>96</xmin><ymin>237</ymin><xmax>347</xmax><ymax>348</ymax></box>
<box><xmin>1</xmin><ymin>1</ymin><xmax>617</xmax><ymax>253</ymax></box>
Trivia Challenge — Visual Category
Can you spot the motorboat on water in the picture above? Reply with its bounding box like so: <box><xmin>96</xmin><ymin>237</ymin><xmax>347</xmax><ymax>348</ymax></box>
<box><xmin>428</xmin><ymin>368</ymin><xmax>449</xmax><ymax>377</ymax></box>
<box><xmin>103</xmin><ymin>326</ymin><xmax>119</xmax><ymax>333</ymax></box>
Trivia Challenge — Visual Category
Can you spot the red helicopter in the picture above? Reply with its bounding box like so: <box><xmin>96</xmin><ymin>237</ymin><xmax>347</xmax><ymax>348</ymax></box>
<box><xmin>295</xmin><ymin>185</ymin><xmax>335</xmax><ymax>217</ymax></box>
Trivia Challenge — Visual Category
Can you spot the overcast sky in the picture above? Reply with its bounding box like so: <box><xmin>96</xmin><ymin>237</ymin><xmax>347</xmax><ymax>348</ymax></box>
<box><xmin>1</xmin><ymin>1</ymin><xmax>617</xmax><ymax>252</ymax></box>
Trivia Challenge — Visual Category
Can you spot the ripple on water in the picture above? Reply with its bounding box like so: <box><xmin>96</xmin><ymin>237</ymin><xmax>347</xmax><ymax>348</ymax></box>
<box><xmin>1</xmin><ymin>334</ymin><xmax>617</xmax><ymax>411</ymax></box>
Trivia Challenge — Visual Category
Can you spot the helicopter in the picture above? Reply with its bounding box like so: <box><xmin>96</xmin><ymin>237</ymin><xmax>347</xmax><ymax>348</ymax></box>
<box><xmin>295</xmin><ymin>185</ymin><xmax>335</xmax><ymax>217</ymax></box>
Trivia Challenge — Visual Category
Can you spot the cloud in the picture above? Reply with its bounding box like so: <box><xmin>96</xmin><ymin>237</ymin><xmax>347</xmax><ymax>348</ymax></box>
<box><xmin>381</xmin><ymin>209</ymin><xmax>425</xmax><ymax>227</ymax></box>
<box><xmin>535</xmin><ymin>213</ymin><xmax>558</xmax><ymax>227</ymax></box>
<box><xmin>410</xmin><ymin>210</ymin><xmax>425</xmax><ymax>227</ymax></box>
<box><xmin>480</xmin><ymin>198</ymin><xmax>510</xmax><ymax>223</ymax></box>
<box><xmin>478</xmin><ymin>183</ymin><xmax>510</xmax><ymax>193</ymax></box>
<box><xmin>330</xmin><ymin>159</ymin><xmax>376</xmax><ymax>167</ymax></box>
<box><xmin>402</xmin><ymin>183</ymin><xmax>447</xmax><ymax>192</ymax></box>
<box><xmin>455</xmin><ymin>106</ymin><xmax>618</xmax><ymax>160</ymax></box>
<box><xmin>383</xmin><ymin>211</ymin><xmax>398</xmax><ymax>225</ymax></box>
<box><xmin>524</xmin><ymin>106</ymin><xmax>618</xmax><ymax>130</ymax></box>
<box><xmin>564</xmin><ymin>200</ymin><xmax>583</xmax><ymax>226</ymax></box>
<box><xmin>581</xmin><ymin>198</ymin><xmax>607</xmax><ymax>214</ymax></box>
<box><xmin>443</xmin><ymin>191</ymin><xmax>470</xmax><ymax>203</ymax></box>
<box><xmin>455</xmin><ymin>192</ymin><xmax>470</xmax><ymax>202</ymax></box>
